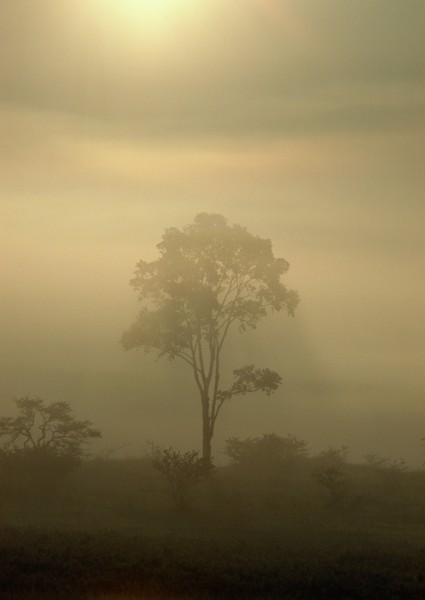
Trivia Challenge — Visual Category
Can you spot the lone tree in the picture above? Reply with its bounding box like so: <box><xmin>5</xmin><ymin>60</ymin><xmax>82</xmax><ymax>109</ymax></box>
<box><xmin>122</xmin><ymin>214</ymin><xmax>298</xmax><ymax>463</ymax></box>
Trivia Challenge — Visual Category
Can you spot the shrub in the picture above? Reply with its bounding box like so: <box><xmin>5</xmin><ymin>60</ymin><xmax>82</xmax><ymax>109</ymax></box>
<box><xmin>365</xmin><ymin>453</ymin><xmax>408</xmax><ymax>494</ymax></box>
<box><xmin>148</xmin><ymin>445</ymin><xmax>213</xmax><ymax>509</ymax></box>
<box><xmin>224</xmin><ymin>433</ymin><xmax>308</xmax><ymax>472</ymax></box>
<box><xmin>312</xmin><ymin>446</ymin><xmax>349</xmax><ymax>507</ymax></box>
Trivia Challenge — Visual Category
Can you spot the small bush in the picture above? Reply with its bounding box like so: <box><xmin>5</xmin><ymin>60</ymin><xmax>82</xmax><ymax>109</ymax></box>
<box><xmin>365</xmin><ymin>453</ymin><xmax>408</xmax><ymax>496</ymax></box>
<box><xmin>312</xmin><ymin>447</ymin><xmax>349</xmax><ymax>507</ymax></box>
<box><xmin>148</xmin><ymin>445</ymin><xmax>213</xmax><ymax>509</ymax></box>
<box><xmin>225</xmin><ymin>433</ymin><xmax>308</xmax><ymax>472</ymax></box>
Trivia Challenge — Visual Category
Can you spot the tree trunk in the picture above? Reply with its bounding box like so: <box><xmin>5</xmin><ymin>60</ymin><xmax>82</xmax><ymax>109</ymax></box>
<box><xmin>201</xmin><ymin>395</ymin><xmax>212</xmax><ymax>464</ymax></box>
<box><xmin>202</xmin><ymin>434</ymin><xmax>212</xmax><ymax>464</ymax></box>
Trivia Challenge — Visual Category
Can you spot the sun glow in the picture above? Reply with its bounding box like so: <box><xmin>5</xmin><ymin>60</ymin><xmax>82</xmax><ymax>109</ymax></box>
<box><xmin>117</xmin><ymin>0</ymin><xmax>179</xmax><ymax>15</ymax></box>
<box><xmin>90</xmin><ymin>0</ymin><xmax>200</xmax><ymax>46</ymax></box>
<box><xmin>101</xmin><ymin>0</ymin><xmax>194</xmax><ymax>24</ymax></box>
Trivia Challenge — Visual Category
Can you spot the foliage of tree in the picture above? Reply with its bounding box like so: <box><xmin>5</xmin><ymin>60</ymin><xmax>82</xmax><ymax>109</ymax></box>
<box><xmin>122</xmin><ymin>213</ymin><xmax>299</xmax><ymax>462</ymax></box>
<box><xmin>0</xmin><ymin>397</ymin><xmax>101</xmax><ymax>486</ymax></box>
<box><xmin>225</xmin><ymin>433</ymin><xmax>308</xmax><ymax>471</ymax></box>
<box><xmin>149</xmin><ymin>445</ymin><xmax>213</xmax><ymax>510</ymax></box>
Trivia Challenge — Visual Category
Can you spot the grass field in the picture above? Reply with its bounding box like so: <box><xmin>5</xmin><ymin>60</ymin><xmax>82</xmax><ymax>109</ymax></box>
<box><xmin>1</xmin><ymin>458</ymin><xmax>425</xmax><ymax>599</ymax></box>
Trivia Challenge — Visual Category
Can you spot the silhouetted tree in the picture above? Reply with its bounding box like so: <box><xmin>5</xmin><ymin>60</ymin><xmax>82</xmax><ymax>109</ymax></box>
<box><xmin>122</xmin><ymin>214</ymin><xmax>298</xmax><ymax>462</ymax></box>
<box><xmin>0</xmin><ymin>397</ymin><xmax>101</xmax><ymax>487</ymax></box>
<box><xmin>149</xmin><ymin>445</ymin><xmax>213</xmax><ymax>510</ymax></box>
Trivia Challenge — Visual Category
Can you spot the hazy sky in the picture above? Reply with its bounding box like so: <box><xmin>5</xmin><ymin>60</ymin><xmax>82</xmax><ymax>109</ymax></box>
<box><xmin>1</xmin><ymin>0</ymin><xmax>424</xmax><ymax>464</ymax></box>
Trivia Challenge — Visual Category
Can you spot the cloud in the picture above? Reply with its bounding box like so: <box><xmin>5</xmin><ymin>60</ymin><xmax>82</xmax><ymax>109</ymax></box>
<box><xmin>1</xmin><ymin>0</ymin><xmax>424</xmax><ymax>138</ymax></box>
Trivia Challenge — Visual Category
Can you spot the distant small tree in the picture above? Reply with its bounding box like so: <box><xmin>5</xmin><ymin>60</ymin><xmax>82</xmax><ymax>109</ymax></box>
<box><xmin>0</xmin><ymin>397</ymin><xmax>101</xmax><ymax>488</ymax></box>
<box><xmin>312</xmin><ymin>446</ymin><xmax>349</xmax><ymax>507</ymax></box>
<box><xmin>225</xmin><ymin>433</ymin><xmax>308</xmax><ymax>472</ymax></box>
<box><xmin>149</xmin><ymin>444</ymin><xmax>213</xmax><ymax>510</ymax></box>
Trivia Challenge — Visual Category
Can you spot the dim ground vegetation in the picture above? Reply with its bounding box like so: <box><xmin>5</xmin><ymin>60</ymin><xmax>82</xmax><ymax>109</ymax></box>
<box><xmin>1</xmin><ymin>451</ymin><xmax>425</xmax><ymax>599</ymax></box>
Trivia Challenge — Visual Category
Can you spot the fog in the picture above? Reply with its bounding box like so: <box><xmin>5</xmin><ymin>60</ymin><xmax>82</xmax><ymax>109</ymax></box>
<box><xmin>1</xmin><ymin>0</ymin><xmax>424</xmax><ymax>467</ymax></box>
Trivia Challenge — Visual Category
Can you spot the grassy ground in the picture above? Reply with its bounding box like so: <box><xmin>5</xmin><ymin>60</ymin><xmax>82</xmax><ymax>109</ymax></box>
<box><xmin>1</xmin><ymin>459</ymin><xmax>425</xmax><ymax>599</ymax></box>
